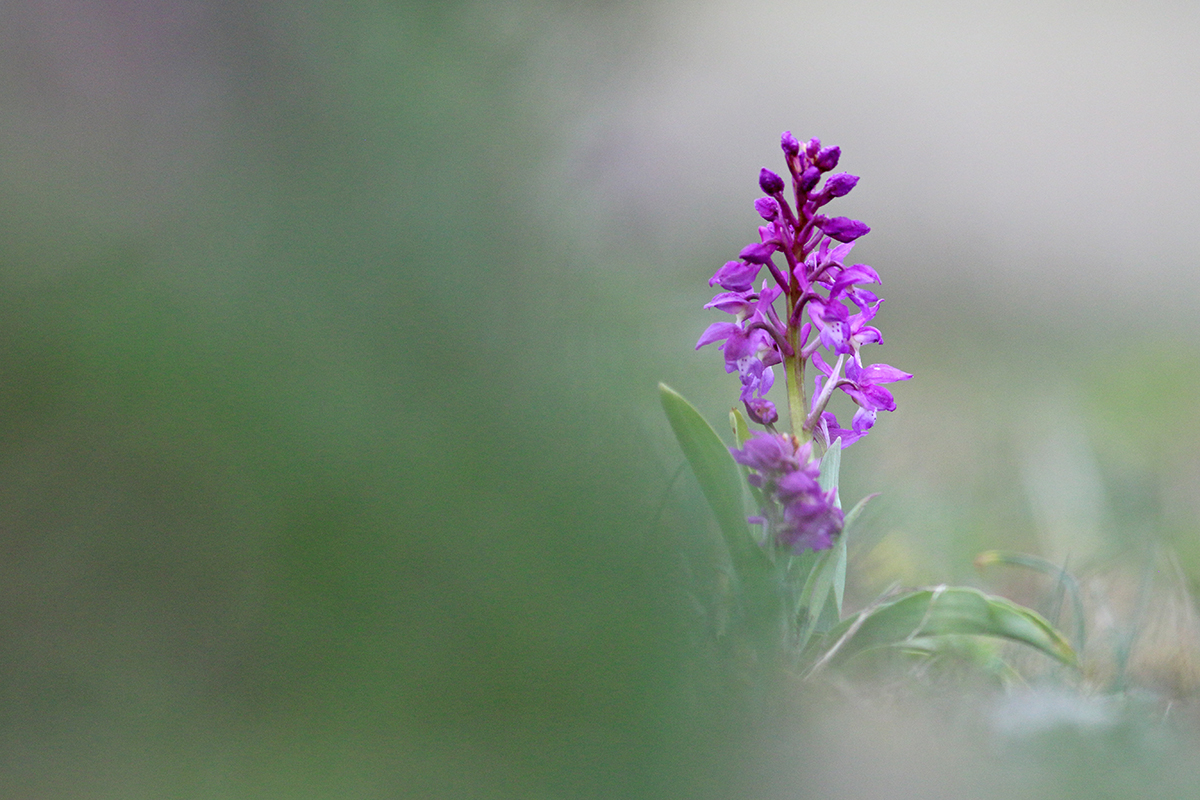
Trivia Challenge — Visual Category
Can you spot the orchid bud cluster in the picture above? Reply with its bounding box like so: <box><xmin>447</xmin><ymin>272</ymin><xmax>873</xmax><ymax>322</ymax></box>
<box><xmin>697</xmin><ymin>132</ymin><xmax>911</xmax><ymax>552</ymax></box>
<box><xmin>731</xmin><ymin>431</ymin><xmax>843</xmax><ymax>553</ymax></box>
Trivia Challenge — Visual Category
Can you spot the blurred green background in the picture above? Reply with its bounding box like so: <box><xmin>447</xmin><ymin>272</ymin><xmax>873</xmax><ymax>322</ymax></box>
<box><xmin>3</xmin><ymin>0</ymin><xmax>1200</xmax><ymax>797</ymax></box>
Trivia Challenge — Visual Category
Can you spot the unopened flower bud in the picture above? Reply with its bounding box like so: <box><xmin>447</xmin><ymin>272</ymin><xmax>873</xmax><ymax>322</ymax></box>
<box><xmin>815</xmin><ymin>146</ymin><xmax>841</xmax><ymax>171</ymax></box>
<box><xmin>709</xmin><ymin>260</ymin><xmax>761</xmax><ymax>291</ymax></box>
<box><xmin>798</xmin><ymin>166</ymin><xmax>821</xmax><ymax>195</ymax></box>
<box><xmin>823</xmin><ymin>173</ymin><xmax>858</xmax><ymax>198</ymax></box>
<box><xmin>815</xmin><ymin>216</ymin><xmax>870</xmax><ymax>243</ymax></box>
<box><xmin>781</xmin><ymin>131</ymin><xmax>800</xmax><ymax>157</ymax></box>
<box><xmin>758</xmin><ymin>168</ymin><xmax>785</xmax><ymax>194</ymax></box>
<box><xmin>744</xmin><ymin>398</ymin><xmax>778</xmax><ymax>426</ymax></box>
<box><xmin>739</xmin><ymin>242</ymin><xmax>778</xmax><ymax>264</ymax></box>
<box><xmin>754</xmin><ymin>196</ymin><xmax>781</xmax><ymax>220</ymax></box>
<box><xmin>805</xmin><ymin>138</ymin><xmax>821</xmax><ymax>158</ymax></box>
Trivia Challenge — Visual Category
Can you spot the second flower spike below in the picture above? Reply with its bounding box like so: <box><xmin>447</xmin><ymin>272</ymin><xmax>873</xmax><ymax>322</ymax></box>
<box><xmin>730</xmin><ymin>432</ymin><xmax>843</xmax><ymax>553</ymax></box>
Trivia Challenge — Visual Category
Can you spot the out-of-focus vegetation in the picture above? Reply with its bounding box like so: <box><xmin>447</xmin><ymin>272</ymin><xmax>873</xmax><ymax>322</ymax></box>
<box><xmin>3</xmin><ymin>1</ymin><xmax>1200</xmax><ymax>797</ymax></box>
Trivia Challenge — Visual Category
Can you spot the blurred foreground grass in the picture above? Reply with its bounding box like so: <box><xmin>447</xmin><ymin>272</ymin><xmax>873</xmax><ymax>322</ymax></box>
<box><xmin>3</xmin><ymin>1</ymin><xmax>1200</xmax><ymax>797</ymax></box>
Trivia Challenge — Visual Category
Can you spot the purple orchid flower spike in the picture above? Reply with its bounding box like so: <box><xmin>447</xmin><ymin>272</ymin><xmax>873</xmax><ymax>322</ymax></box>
<box><xmin>695</xmin><ymin>131</ymin><xmax>910</xmax><ymax>550</ymax></box>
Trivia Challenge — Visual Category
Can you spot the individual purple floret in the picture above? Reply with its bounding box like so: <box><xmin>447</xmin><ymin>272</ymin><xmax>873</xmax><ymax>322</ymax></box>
<box><xmin>696</xmin><ymin>279</ymin><xmax>789</xmax><ymax>415</ymax></box>
<box><xmin>730</xmin><ymin>432</ymin><xmax>843</xmax><ymax>553</ymax></box>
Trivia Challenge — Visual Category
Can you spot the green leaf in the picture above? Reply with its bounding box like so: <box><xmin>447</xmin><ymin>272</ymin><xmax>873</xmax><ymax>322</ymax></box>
<box><xmin>787</xmin><ymin>550</ymin><xmax>819</xmax><ymax>592</ymax></box>
<box><xmin>834</xmin><ymin>492</ymin><xmax>877</xmax><ymax>612</ymax></box>
<box><xmin>975</xmin><ymin>549</ymin><xmax>1086</xmax><ymax>653</ymax></box>
<box><xmin>794</xmin><ymin>483</ymin><xmax>870</xmax><ymax>651</ymax></box>
<box><xmin>898</xmin><ymin>636</ymin><xmax>1025</xmax><ymax>686</ymax></box>
<box><xmin>728</xmin><ymin>406</ymin><xmax>763</xmax><ymax>508</ymax></box>
<box><xmin>729</xmin><ymin>406</ymin><xmax>752</xmax><ymax>447</ymax></box>
<box><xmin>809</xmin><ymin>586</ymin><xmax>1077</xmax><ymax>672</ymax></box>
<box><xmin>659</xmin><ymin>384</ymin><xmax>770</xmax><ymax>578</ymax></box>
<box><xmin>796</xmin><ymin>549</ymin><xmax>834</xmax><ymax>617</ymax></box>
<box><xmin>817</xmin><ymin>438</ymin><xmax>842</xmax><ymax>507</ymax></box>
<box><xmin>831</xmin><ymin>532</ymin><xmax>848</xmax><ymax>617</ymax></box>
<box><xmin>795</xmin><ymin>541</ymin><xmax>845</xmax><ymax>651</ymax></box>
<box><xmin>841</xmin><ymin>492</ymin><xmax>878</xmax><ymax>533</ymax></box>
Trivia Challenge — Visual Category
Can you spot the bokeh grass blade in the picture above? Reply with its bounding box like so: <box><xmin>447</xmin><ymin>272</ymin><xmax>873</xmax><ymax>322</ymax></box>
<box><xmin>659</xmin><ymin>383</ymin><xmax>770</xmax><ymax>577</ymax></box>
<box><xmin>810</xmin><ymin>586</ymin><xmax>1077</xmax><ymax>672</ymax></box>
<box><xmin>841</xmin><ymin>492</ymin><xmax>878</xmax><ymax>534</ymax></box>
<box><xmin>975</xmin><ymin>549</ymin><xmax>1087</xmax><ymax>653</ymax></box>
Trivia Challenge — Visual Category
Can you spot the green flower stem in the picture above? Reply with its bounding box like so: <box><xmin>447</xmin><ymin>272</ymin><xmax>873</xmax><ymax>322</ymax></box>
<box><xmin>804</xmin><ymin>352</ymin><xmax>845</xmax><ymax>436</ymax></box>
<box><xmin>786</xmin><ymin>313</ymin><xmax>808</xmax><ymax>442</ymax></box>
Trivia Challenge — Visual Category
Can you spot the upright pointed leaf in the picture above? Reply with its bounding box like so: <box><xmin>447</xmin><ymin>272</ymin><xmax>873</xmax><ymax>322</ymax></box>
<box><xmin>831</xmin><ymin>533</ymin><xmax>848</xmax><ymax>616</ymax></box>
<box><xmin>729</xmin><ymin>406</ymin><xmax>752</xmax><ymax>447</ymax></box>
<box><xmin>796</xmin><ymin>545</ymin><xmax>842</xmax><ymax>652</ymax></box>
<box><xmin>659</xmin><ymin>384</ymin><xmax>770</xmax><ymax>577</ymax></box>
<box><xmin>841</xmin><ymin>493</ymin><xmax>878</xmax><ymax>533</ymax></box>
<box><xmin>833</xmin><ymin>492</ymin><xmax>877</xmax><ymax>613</ymax></box>
<box><xmin>796</xmin><ymin>460</ymin><xmax>862</xmax><ymax>648</ymax></box>
<box><xmin>729</xmin><ymin>406</ymin><xmax>763</xmax><ymax>508</ymax></box>
<box><xmin>817</xmin><ymin>438</ymin><xmax>842</xmax><ymax>507</ymax></box>
<box><xmin>796</xmin><ymin>549</ymin><xmax>834</xmax><ymax>617</ymax></box>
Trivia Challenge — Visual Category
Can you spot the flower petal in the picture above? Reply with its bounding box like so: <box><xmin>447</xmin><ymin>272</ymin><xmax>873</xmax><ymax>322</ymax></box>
<box><xmin>696</xmin><ymin>321</ymin><xmax>738</xmax><ymax>349</ymax></box>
